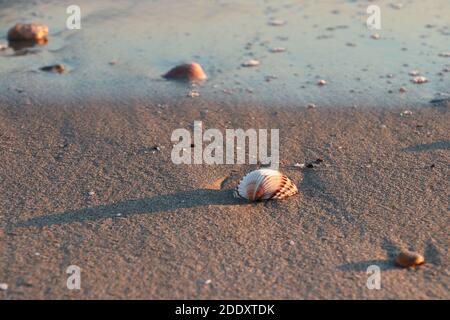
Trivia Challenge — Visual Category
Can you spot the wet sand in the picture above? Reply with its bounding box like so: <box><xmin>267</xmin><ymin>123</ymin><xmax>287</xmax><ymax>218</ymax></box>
<box><xmin>0</xmin><ymin>97</ymin><xmax>449</xmax><ymax>299</ymax></box>
<box><xmin>0</xmin><ymin>0</ymin><xmax>449</xmax><ymax>299</ymax></box>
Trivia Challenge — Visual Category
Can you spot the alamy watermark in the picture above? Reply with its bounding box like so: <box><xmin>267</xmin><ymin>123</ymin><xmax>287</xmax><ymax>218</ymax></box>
<box><xmin>171</xmin><ymin>121</ymin><xmax>279</xmax><ymax>169</ymax></box>
<box><xmin>66</xmin><ymin>265</ymin><xmax>81</xmax><ymax>290</ymax></box>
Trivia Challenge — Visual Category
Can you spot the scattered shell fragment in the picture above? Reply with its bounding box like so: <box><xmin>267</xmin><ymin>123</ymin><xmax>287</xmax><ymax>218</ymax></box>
<box><xmin>242</xmin><ymin>59</ymin><xmax>260</xmax><ymax>67</ymax></box>
<box><xmin>0</xmin><ymin>283</ymin><xmax>8</xmax><ymax>291</ymax></box>
<box><xmin>40</xmin><ymin>64</ymin><xmax>65</xmax><ymax>74</ymax></box>
<box><xmin>317</xmin><ymin>79</ymin><xmax>327</xmax><ymax>86</ymax></box>
<box><xmin>409</xmin><ymin>70</ymin><xmax>420</xmax><ymax>76</ymax></box>
<box><xmin>204</xmin><ymin>279</ymin><xmax>212</xmax><ymax>285</ymax></box>
<box><xmin>438</xmin><ymin>52</ymin><xmax>450</xmax><ymax>57</ymax></box>
<box><xmin>395</xmin><ymin>251</ymin><xmax>425</xmax><ymax>268</ymax></box>
<box><xmin>7</xmin><ymin>23</ymin><xmax>48</xmax><ymax>41</ymax></box>
<box><xmin>270</xmin><ymin>47</ymin><xmax>286</xmax><ymax>53</ymax></box>
<box><xmin>0</xmin><ymin>43</ymin><xmax>7</xmax><ymax>51</ymax></box>
<box><xmin>294</xmin><ymin>163</ymin><xmax>305</xmax><ymax>168</ymax></box>
<box><xmin>163</xmin><ymin>62</ymin><xmax>207</xmax><ymax>82</ymax></box>
<box><xmin>411</xmin><ymin>76</ymin><xmax>428</xmax><ymax>84</ymax></box>
<box><xmin>187</xmin><ymin>89</ymin><xmax>200</xmax><ymax>98</ymax></box>
<box><xmin>371</xmin><ymin>33</ymin><xmax>380</xmax><ymax>40</ymax></box>
<box><xmin>307</xmin><ymin>103</ymin><xmax>316</xmax><ymax>109</ymax></box>
<box><xmin>401</xmin><ymin>110</ymin><xmax>413</xmax><ymax>116</ymax></box>
<box><xmin>390</xmin><ymin>3</ymin><xmax>404</xmax><ymax>9</ymax></box>
<box><xmin>268</xmin><ymin>19</ymin><xmax>286</xmax><ymax>26</ymax></box>
<box><xmin>234</xmin><ymin>169</ymin><xmax>298</xmax><ymax>201</ymax></box>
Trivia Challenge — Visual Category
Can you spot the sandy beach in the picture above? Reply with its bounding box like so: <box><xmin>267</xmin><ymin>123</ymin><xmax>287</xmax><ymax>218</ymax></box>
<box><xmin>0</xmin><ymin>0</ymin><xmax>449</xmax><ymax>299</ymax></box>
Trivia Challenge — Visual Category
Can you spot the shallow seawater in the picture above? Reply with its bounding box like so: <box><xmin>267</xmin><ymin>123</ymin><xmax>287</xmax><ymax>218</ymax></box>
<box><xmin>0</xmin><ymin>0</ymin><xmax>449</xmax><ymax>107</ymax></box>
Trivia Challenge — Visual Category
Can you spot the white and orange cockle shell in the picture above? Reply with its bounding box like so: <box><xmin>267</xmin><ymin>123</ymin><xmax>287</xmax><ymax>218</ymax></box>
<box><xmin>234</xmin><ymin>169</ymin><xmax>298</xmax><ymax>201</ymax></box>
<box><xmin>163</xmin><ymin>62</ymin><xmax>207</xmax><ymax>82</ymax></box>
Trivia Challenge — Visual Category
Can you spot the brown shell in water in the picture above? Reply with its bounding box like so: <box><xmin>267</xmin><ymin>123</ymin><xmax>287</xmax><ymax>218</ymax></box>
<box><xmin>8</xmin><ymin>23</ymin><xmax>49</xmax><ymax>41</ymax></box>
<box><xmin>163</xmin><ymin>62</ymin><xmax>207</xmax><ymax>82</ymax></box>
<box><xmin>395</xmin><ymin>251</ymin><xmax>425</xmax><ymax>268</ymax></box>
<box><xmin>234</xmin><ymin>169</ymin><xmax>298</xmax><ymax>201</ymax></box>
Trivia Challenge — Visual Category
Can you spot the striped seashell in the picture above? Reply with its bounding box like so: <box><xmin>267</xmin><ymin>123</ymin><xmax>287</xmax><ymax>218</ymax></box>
<box><xmin>163</xmin><ymin>62</ymin><xmax>207</xmax><ymax>82</ymax></box>
<box><xmin>234</xmin><ymin>169</ymin><xmax>298</xmax><ymax>201</ymax></box>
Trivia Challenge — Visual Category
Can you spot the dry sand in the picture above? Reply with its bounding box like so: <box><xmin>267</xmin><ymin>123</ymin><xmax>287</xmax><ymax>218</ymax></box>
<box><xmin>0</xmin><ymin>97</ymin><xmax>449</xmax><ymax>299</ymax></box>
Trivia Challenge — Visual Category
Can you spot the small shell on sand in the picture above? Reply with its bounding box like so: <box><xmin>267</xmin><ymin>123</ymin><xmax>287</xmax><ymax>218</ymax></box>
<box><xmin>317</xmin><ymin>79</ymin><xmax>327</xmax><ymax>86</ymax></box>
<box><xmin>395</xmin><ymin>251</ymin><xmax>425</xmax><ymax>268</ymax></box>
<box><xmin>0</xmin><ymin>283</ymin><xmax>8</xmax><ymax>291</ymax></box>
<box><xmin>0</xmin><ymin>43</ymin><xmax>7</xmax><ymax>51</ymax></box>
<box><xmin>438</xmin><ymin>52</ymin><xmax>450</xmax><ymax>57</ymax></box>
<box><xmin>371</xmin><ymin>33</ymin><xmax>381</xmax><ymax>40</ymax></box>
<box><xmin>242</xmin><ymin>59</ymin><xmax>260</xmax><ymax>67</ymax></box>
<box><xmin>40</xmin><ymin>64</ymin><xmax>65</xmax><ymax>74</ymax></box>
<box><xmin>270</xmin><ymin>47</ymin><xmax>286</xmax><ymax>53</ymax></box>
<box><xmin>187</xmin><ymin>89</ymin><xmax>200</xmax><ymax>98</ymax></box>
<box><xmin>409</xmin><ymin>70</ymin><xmax>420</xmax><ymax>76</ymax></box>
<box><xmin>234</xmin><ymin>169</ymin><xmax>298</xmax><ymax>201</ymax></box>
<box><xmin>163</xmin><ymin>62</ymin><xmax>207</xmax><ymax>82</ymax></box>
<box><xmin>268</xmin><ymin>19</ymin><xmax>286</xmax><ymax>26</ymax></box>
<box><xmin>401</xmin><ymin>110</ymin><xmax>413</xmax><ymax>116</ymax></box>
<box><xmin>411</xmin><ymin>76</ymin><xmax>428</xmax><ymax>84</ymax></box>
<box><xmin>7</xmin><ymin>23</ymin><xmax>48</xmax><ymax>41</ymax></box>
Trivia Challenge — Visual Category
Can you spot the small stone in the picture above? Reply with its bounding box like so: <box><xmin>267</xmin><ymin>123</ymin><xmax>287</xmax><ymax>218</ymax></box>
<box><xmin>0</xmin><ymin>43</ymin><xmax>7</xmax><ymax>51</ymax></box>
<box><xmin>0</xmin><ymin>283</ymin><xmax>8</xmax><ymax>291</ymax></box>
<box><xmin>411</xmin><ymin>76</ymin><xmax>428</xmax><ymax>84</ymax></box>
<box><xmin>289</xmin><ymin>240</ymin><xmax>295</xmax><ymax>246</ymax></box>
<box><xmin>438</xmin><ymin>52</ymin><xmax>450</xmax><ymax>58</ymax></box>
<box><xmin>307</xmin><ymin>103</ymin><xmax>316</xmax><ymax>109</ymax></box>
<box><xmin>204</xmin><ymin>279</ymin><xmax>212</xmax><ymax>285</ymax></box>
<box><xmin>163</xmin><ymin>62</ymin><xmax>207</xmax><ymax>82</ymax></box>
<box><xmin>409</xmin><ymin>70</ymin><xmax>420</xmax><ymax>76</ymax></box>
<box><xmin>395</xmin><ymin>250</ymin><xmax>425</xmax><ymax>268</ymax></box>
<box><xmin>379</xmin><ymin>124</ymin><xmax>387</xmax><ymax>129</ymax></box>
<box><xmin>399</xmin><ymin>87</ymin><xmax>407</xmax><ymax>93</ymax></box>
<box><xmin>8</xmin><ymin>23</ymin><xmax>48</xmax><ymax>41</ymax></box>
<box><xmin>40</xmin><ymin>64</ymin><xmax>65</xmax><ymax>74</ymax></box>
<box><xmin>306</xmin><ymin>163</ymin><xmax>314</xmax><ymax>168</ymax></box>
<box><xmin>317</xmin><ymin>79</ymin><xmax>327</xmax><ymax>86</ymax></box>
<box><xmin>242</xmin><ymin>59</ymin><xmax>260</xmax><ymax>67</ymax></box>
<box><xmin>88</xmin><ymin>191</ymin><xmax>95</xmax><ymax>196</ymax></box>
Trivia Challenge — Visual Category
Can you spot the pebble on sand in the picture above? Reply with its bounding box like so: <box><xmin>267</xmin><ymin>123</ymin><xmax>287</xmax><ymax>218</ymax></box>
<box><xmin>40</xmin><ymin>64</ymin><xmax>65</xmax><ymax>74</ymax></box>
<box><xmin>399</xmin><ymin>87</ymin><xmax>407</xmax><ymax>93</ymax></box>
<box><xmin>0</xmin><ymin>43</ymin><xmax>7</xmax><ymax>51</ymax></box>
<box><xmin>409</xmin><ymin>70</ymin><xmax>420</xmax><ymax>76</ymax></box>
<box><xmin>317</xmin><ymin>79</ymin><xmax>327</xmax><ymax>86</ymax></box>
<box><xmin>0</xmin><ymin>283</ymin><xmax>8</xmax><ymax>291</ymax></box>
<box><xmin>438</xmin><ymin>52</ymin><xmax>450</xmax><ymax>58</ymax></box>
<box><xmin>307</xmin><ymin>103</ymin><xmax>316</xmax><ymax>109</ymax></box>
<box><xmin>411</xmin><ymin>76</ymin><xmax>428</xmax><ymax>84</ymax></box>
<box><xmin>241</xmin><ymin>59</ymin><xmax>260</xmax><ymax>67</ymax></box>
<box><xmin>7</xmin><ymin>23</ymin><xmax>48</xmax><ymax>41</ymax></box>
<box><xmin>395</xmin><ymin>251</ymin><xmax>425</xmax><ymax>268</ymax></box>
<box><xmin>204</xmin><ymin>279</ymin><xmax>212</xmax><ymax>285</ymax></box>
<box><xmin>163</xmin><ymin>62</ymin><xmax>207</xmax><ymax>82</ymax></box>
